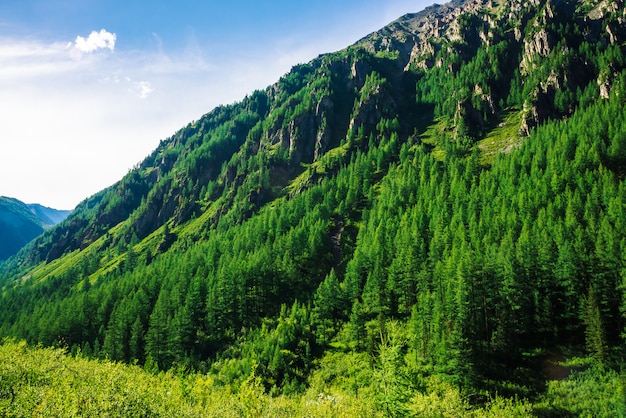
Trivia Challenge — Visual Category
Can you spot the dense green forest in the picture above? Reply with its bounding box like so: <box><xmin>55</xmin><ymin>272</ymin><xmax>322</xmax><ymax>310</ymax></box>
<box><xmin>1</xmin><ymin>0</ymin><xmax>626</xmax><ymax>415</ymax></box>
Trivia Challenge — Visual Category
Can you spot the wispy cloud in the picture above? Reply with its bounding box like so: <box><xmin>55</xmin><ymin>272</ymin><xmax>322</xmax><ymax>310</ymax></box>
<box><xmin>0</xmin><ymin>39</ymin><xmax>75</xmax><ymax>78</ymax></box>
<box><xmin>0</xmin><ymin>28</ymin><xmax>117</xmax><ymax>79</ymax></box>
<box><xmin>129</xmin><ymin>79</ymin><xmax>155</xmax><ymax>99</ymax></box>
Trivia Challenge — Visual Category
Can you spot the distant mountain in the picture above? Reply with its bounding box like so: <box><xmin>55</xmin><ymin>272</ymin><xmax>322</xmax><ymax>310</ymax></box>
<box><xmin>0</xmin><ymin>197</ymin><xmax>71</xmax><ymax>260</ymax></box>
<box><xmin>28</xmin><ymin>203</ymin><xmax>72</xmax><ymax>227</ymax></box>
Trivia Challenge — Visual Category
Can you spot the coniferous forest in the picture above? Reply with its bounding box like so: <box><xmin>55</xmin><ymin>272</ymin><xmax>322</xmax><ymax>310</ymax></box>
<box><xmin>1</xmin><ymin>0</ymin><xmax>626</xmax><ymax>416</ymax></box>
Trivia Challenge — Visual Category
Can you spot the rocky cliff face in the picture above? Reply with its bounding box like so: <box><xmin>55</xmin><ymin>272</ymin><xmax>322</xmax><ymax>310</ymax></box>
<box><xmin>216</xmin><ymin>0</ymin><xmax>625</xmax><ymax>177</ymax></box>
<box><xmin>349</xmin><ymin>0</ymin><xmax>625</xmax><ymax>136</ymax></box>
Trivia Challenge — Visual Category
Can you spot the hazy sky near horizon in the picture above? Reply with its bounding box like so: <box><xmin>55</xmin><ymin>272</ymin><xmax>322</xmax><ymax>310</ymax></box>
<box><xmin>0</xmin><ymin>0</ymin><xmax>432</xmax><ymax>209</ymax></box>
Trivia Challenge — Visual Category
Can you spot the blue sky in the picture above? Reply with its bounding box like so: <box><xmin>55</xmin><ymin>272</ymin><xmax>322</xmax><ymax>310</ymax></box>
<box><xmin>0</xmin><ymin>0</ymin><xmax>432</xmax><ymax>209</ymax></box>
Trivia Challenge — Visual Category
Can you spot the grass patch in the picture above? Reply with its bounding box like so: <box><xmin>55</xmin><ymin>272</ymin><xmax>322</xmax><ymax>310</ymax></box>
<box><xmin>286</xmin><ymin>142</ymin><xmax>351</xmax><ymax>195</ymax></box>
<box><xmin>478</xmin><ymin>110</ymin><xmax>524</xmax><ymax>166</ymax></box>
<box><xmin>419</xmin><ymin>117</ymin><xmax>449</xmax><ymax>161</ymax></box>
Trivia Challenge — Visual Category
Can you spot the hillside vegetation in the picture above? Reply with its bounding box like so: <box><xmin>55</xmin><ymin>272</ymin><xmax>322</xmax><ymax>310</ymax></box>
<box><xmin>1</xmin><ymin>0</ymin><xmax>626</xmax><ymax>415</ymax></box>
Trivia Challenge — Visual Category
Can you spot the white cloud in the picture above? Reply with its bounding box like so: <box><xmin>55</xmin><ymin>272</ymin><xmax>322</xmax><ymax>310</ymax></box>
<box><xmin>74</xmin><ymin>29</ymin><xmax>116</xmax><ymax>53</ymax></box>
<box><xmin>129</xmin><ymin>80</ymin><xmax>155</xmax><ymax>99</ymax></box>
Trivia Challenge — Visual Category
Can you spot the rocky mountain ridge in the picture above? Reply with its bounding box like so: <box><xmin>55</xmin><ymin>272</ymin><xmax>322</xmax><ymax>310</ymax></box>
<box><xmin>358</xmin><ymin>0</ymin><xmax>626</xmax><ymax>134</ymax></box>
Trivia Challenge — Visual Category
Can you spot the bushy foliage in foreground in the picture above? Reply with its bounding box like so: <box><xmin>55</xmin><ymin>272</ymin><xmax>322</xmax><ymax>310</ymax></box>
<box><xmin>1</xmin><ymin>340</ymin><xmax>623</xmax><ymax>417</ymax></box>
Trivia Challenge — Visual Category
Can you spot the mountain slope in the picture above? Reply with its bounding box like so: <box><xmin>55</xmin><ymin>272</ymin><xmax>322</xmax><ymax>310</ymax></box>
<box><xmin>28</xmin><ymin>203</ymin><xmax>72</xmax><ymax>227</ymax></box>
<box><xmin>0</xmin><ymin>197</ymin><xmax>71</xmax><ymax>261</ymax></box>
<box><xmin>0</xmin><ymin>0</ymin><xmax>625</xmax><ymax>413</ymax></box>
<box><xmin>5</xmin><ymin>0</ymin><xmax>625</xmax><ymax>272</ymax></box>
